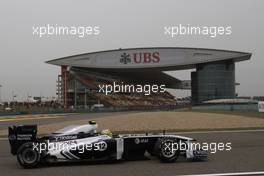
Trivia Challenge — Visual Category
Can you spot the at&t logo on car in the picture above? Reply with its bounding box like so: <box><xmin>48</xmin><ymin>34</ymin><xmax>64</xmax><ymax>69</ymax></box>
<box><xmin>134</xmin><ymin>138</ymin><xmax>149</xmax><ymax>144</ymax></box>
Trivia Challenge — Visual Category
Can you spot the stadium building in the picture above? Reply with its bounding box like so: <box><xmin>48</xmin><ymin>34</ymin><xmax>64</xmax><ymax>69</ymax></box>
<box><xmin>46</xmin><ymin>47</ymin><xmax>251</xmax><ymax>109</ymax></box>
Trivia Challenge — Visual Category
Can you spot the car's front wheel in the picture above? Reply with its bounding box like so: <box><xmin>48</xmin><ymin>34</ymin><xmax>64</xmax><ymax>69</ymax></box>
<box><xmin>155</xmin><ymin>138</ymin><xmax>180</xmax><ymax>163</ymax></box>
<box><xmin>17</xmin><ymin>142</ymin><xmax>41</xmax><ymax>168</ymax></box>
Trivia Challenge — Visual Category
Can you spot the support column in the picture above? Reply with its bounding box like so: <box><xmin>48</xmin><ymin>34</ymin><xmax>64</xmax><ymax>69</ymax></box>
<box><xmin>191</xmin><ymin>60</ymin><xmax>235</xmax><ymax>104</ymax></box>
<box><xmin>84</xmin><ymin>88</ymin><xmax>87</xmax><ymax>109</ymax></box>
<box><xmin>74</xmin><ymin>79</ymin><xmax>77</xmax><ymax>109</ymax></box>
<box><xmin>61</xmin><ymin>65</ymin><xmax>68</xmax><ymax>111</ymax></box>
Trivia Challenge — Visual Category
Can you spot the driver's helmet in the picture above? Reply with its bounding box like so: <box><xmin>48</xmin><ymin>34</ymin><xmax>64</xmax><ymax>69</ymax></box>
<box><xmin>101</xmin><ymin>129</ymin><xmax>112</xmax><ymax>137</ymax></box>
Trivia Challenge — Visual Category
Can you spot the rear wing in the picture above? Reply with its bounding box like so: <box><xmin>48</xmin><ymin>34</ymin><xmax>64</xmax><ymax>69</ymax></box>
<box><xmin>8</xmin><ymin>125</ymin><xmax>37</xmax><ymax>155</ymax></box>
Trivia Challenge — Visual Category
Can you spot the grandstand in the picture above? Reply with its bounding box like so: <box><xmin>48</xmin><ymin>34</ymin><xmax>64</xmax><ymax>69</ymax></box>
<box><xmin>47</xmin><ymin>47</ymin><xmax>251</xmax><ymax>109</ymax></box>
<box><xmin>59</xmin><ymin>67</ymin><xmax>177</xmax><ymax>108</ymax></box>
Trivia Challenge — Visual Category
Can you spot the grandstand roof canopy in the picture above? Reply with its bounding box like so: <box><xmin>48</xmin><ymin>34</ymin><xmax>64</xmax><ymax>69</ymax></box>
<box><xmin>46</xmin><ymin>47</ymin><xmax>251</xmax><ymax>71</ymax></box>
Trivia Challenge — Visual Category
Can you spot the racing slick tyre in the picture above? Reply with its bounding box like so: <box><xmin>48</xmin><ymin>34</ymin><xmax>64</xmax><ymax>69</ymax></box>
<box><xmin>17</xmin><ymin>142</ymin><xmax>41</xmax><ymax>168</ymax></box>
<box><xmin>155</xmin><ymin>138</ymin><xmax>180</xmax><ymax>163</ymax></box>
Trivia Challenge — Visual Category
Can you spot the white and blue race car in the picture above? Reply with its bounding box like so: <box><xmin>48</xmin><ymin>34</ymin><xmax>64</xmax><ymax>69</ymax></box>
<box><xmin>8</xmin><ymin>121</ymin><xmax>207</xmax><ymax>168</ymax></box>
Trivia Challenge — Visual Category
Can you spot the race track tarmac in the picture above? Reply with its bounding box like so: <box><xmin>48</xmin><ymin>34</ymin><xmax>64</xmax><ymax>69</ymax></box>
<box><xmin>0</xmin><ymin>112</ymin><xmax>133</xmax><ymax>130</ymax></box>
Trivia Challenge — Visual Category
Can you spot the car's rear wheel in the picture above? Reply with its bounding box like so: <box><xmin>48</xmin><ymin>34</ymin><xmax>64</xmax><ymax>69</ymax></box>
<box><xmin>17</xmin><ymin>142</ymin><xmax>41</xmax><ymax>168</ymax></box>
<box><xmin>155</xmin><ymin>138</ymin><xmax>180</xmax><ymax>163</ymax></box>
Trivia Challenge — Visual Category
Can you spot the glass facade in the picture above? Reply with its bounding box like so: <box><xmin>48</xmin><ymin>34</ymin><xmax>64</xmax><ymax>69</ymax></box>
<box><xmin>191</xmin><ymin>60</ymin><xmax>235</xmax><ymax>104</ymax></box>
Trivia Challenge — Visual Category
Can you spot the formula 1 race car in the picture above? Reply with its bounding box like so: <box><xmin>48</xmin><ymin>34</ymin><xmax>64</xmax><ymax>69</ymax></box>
<box><xmin>8</xmin><ymin>121</ymin><xmax>207</xmax><ymax>168</ymax></box>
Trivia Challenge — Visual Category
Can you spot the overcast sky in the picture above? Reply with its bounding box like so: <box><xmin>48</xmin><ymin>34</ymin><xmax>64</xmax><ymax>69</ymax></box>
<box><xmin>0</xmin><ymin>0</ymin><xmax>263</xmax><ymax>101</ymax></box>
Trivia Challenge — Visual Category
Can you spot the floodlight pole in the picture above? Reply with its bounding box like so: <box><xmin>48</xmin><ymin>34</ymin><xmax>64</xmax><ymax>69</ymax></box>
<box><xmin>84</xmin><ymin>88</ymin><xmax>87</xmax><ymax>109</ymax></box>
<box><xmin>74</xmin><ymin>79</ymin><xmax>77</xmax><ymax>109</ymax></box>
<box><xmin>12</xmin><ymin>91</ymin><xmax>14</xmax><ymax>102</ymax></box>
<box><xmin>0</xmin><ymin>85</ymin><xmax>2</xmax><ymax>103</ymax></box>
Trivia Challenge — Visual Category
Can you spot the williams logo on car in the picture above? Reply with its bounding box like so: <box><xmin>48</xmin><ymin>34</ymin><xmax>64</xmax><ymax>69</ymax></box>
<box><xmin>8</xmin><ymin>135</ymin><xmax>16</xmax><ymax>140</ymax></box>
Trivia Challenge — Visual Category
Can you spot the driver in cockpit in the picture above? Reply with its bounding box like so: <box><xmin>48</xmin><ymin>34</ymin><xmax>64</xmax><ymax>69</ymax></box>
<box><xmin>101</xmin><ymin>129</ymin><xmax>112</xmax><ymax>137</ymax></box>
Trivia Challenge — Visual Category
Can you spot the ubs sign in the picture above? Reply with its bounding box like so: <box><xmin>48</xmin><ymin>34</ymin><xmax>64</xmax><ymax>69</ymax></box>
<box><xmin>120</xmin><ymin>52</ymin><xmax>160</xmax><ymax>64</ymax></box>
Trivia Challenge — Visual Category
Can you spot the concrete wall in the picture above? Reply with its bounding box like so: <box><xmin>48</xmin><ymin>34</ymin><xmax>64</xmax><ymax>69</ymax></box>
<box><xmin>192</xmin><ymin>103</ymin><xmax>258</xmax><ymax>112</ymax></box>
